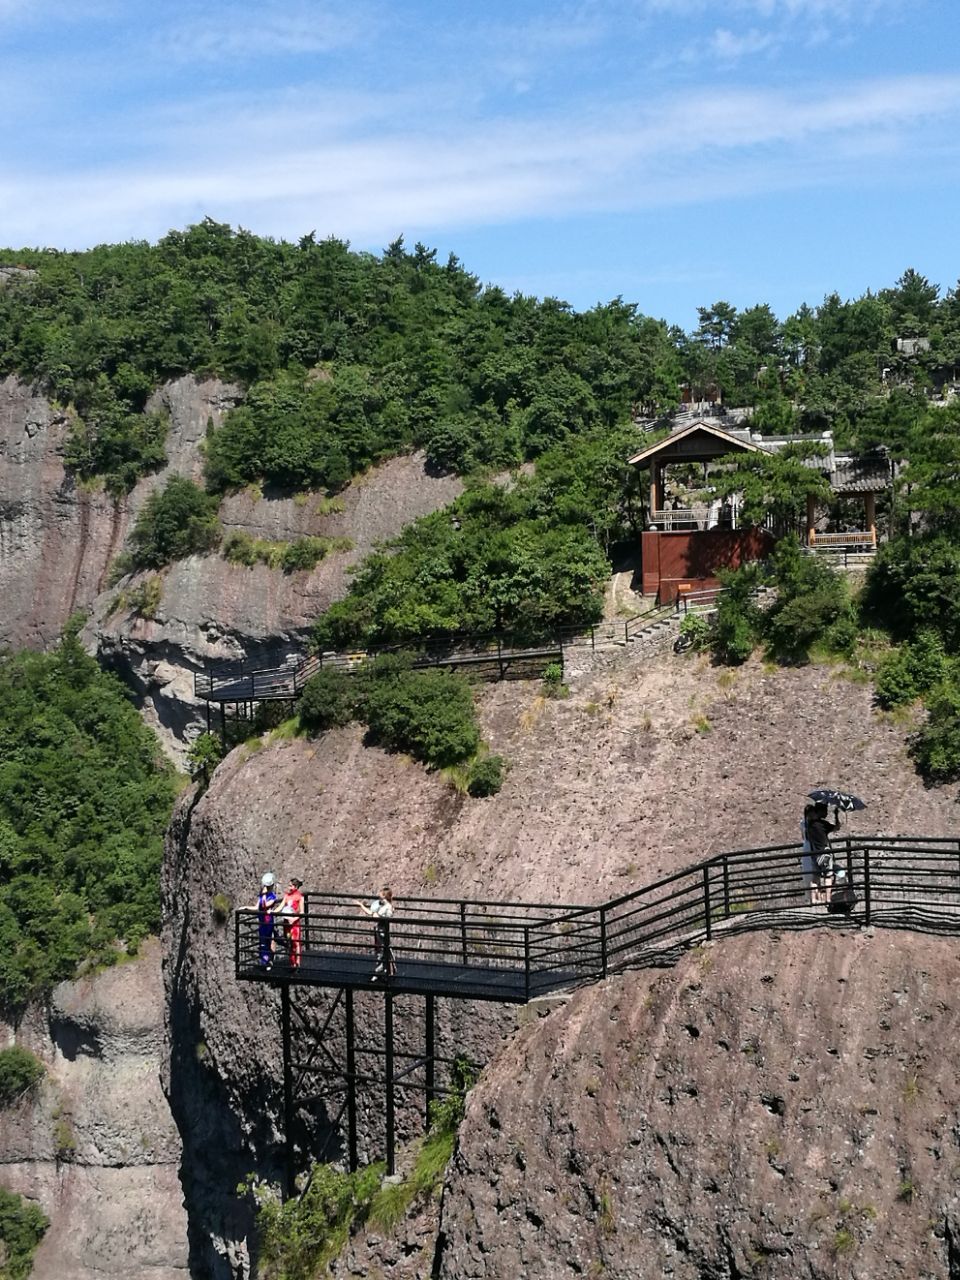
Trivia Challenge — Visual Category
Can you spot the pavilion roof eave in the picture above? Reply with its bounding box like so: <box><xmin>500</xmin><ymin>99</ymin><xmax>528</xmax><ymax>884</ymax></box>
<box><xmin>628</xmin><ymin>420</ymin><xmax>766</xmax><ymax>467</ymax></box>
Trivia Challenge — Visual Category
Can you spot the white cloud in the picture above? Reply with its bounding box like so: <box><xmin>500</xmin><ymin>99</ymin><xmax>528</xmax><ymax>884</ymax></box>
<box><xmin>161</xmin><ymin>2</ymin><xmax>370</xmax><ymax>62</ymax></box>
<box><xmin>708</xmin><ymin>26</ymin><xmax>778</xmax><ymax>59</ymax></box>
<box><xmin>1</xmin><ymin>71</ymin><xmax>957</xmax><ymax>249</ymax></box>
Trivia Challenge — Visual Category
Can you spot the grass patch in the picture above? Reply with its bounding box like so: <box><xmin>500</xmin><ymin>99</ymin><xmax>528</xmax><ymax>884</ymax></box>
<box><xmin>211</xmin><ymin>893</ymin><xmax>233</xmax><ymax>925</ymax></box>
<box><xmin>367</xmin><ymin>1127</ymin><xmax>455</xmax><ymax>1231</ymax></box>
<box><xmin>249</xmin><ymin>1059</ymin><xmax>475</xmax><ymax>1276</ymax></box>
<box><xmin>268</xmin><ymin>716</ymin><xmax>305</xmax><ymax>741</ymax></box>
<box><xmin>223</xmin><ymin>530</ymin><xmax>353</xmax><ymax>573</ymax></box>
<box><xmin>831</xmin><ymin>1228</ymin><xmax>856</xmax><ymax>1256</ymax></box>
<box><xmin>903</xmin><ymin>1074</ymin><xmax>922</xmax><ymax>1104</ymax></box>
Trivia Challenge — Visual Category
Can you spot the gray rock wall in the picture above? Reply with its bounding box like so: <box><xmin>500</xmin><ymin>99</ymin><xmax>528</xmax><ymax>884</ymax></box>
<box><xmin>0</xmin><ymin>373</ymin><xmax>463</xmax><ymax>762</ymax></box>
<box><xmin>0</xmin><ymin>941</ymin><xmax>188</xmax><ymax>1280</ymax></box>
<box><xmin>437</xmin><ymin>928</ymin><xmax>960</xmax><ymax>1279</ymax></box>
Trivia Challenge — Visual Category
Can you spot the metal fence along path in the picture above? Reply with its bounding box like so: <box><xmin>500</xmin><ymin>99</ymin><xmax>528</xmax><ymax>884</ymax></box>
<box><xmin>236</xmin><ymin>835</ymin><xmax>960</xmax><ymax>1000</ymax></box>
<box><xmin>237</xmin><ymin>834</ymin><xmax>960</xmax><ymax>1188</ymax></box>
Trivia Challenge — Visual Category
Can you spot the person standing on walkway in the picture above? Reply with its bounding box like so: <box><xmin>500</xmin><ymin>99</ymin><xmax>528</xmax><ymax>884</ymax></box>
<box><xmin>357</xmin><ymin>887</ymin><xmax>396</xmax><ymax>980</ymax></box>
<box><xmin>255</xmin><ymin>872</ymin><xmax>278</xmax><ymax>968</ymax></box>
<box><xmin>806</xmin><ymin>802</ymin><xmax>841</xmax><ymax>905</ymax></box>
<box><xmin>279</xmin><ymin>877</ymin><xmax>305</xmax><ymax>968</ymax></box>
<box><xmin>799</xmin><ymin>805</ymin><xmax>820</xmax><ymax>904</ymax></box>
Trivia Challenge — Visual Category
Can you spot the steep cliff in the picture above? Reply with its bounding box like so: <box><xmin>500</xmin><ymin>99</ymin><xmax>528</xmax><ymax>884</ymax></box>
<box><xmin>0</xmin><ymin>374</ymin><xmax>462</xmax><ymax>759</ymax></box>
<box><xmin>0</xmin><ymin>941</ymin><xmax>188</xmax><ymax>1280</ymax></box>
<box><xmin>160</xmin><ymin>647</ymin><xmax>960</xmax><ymax>1276</ymax></box>
<box><xmin>437</xmin><ymin>927</ymin><xmax>960</xmax><ymax>1279</ymax></box>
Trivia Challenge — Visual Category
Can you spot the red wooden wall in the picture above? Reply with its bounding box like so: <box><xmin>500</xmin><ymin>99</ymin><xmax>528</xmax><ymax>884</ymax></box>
<box><xmin>640</xmin><ymin>528</ymin><xmax>775</xmax><ymax>603</ymax></box>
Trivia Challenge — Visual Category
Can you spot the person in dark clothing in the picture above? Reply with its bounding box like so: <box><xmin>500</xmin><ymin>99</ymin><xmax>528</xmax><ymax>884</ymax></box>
<box><xmin>806</xmin><ymin>801</ymin><xmax>841</xmax><ymax>905</ymax></box>
<box><xmin>255</xmin><ymin>872</ymin><xmax>278</xmax><ymax>968</ymax></box>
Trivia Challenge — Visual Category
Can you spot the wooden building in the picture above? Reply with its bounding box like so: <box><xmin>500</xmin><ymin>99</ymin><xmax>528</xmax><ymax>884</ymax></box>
<box><xmin>629</xmin><ymin>419</ymin><xmax>890</xmax><ymax>603</ymax></box>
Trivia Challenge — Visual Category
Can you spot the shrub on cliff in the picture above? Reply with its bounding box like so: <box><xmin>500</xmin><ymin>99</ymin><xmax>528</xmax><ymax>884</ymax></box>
<box><xmin>875</xmin><ymin>630</ymin><xmax>952</xmax><ymax>709</ymax></box>
<box><xmin>912</xmin><ymin>678</ymin><xmax>960</xmax><ymax>781</ymax></box>
<box><xmin>0</xmin><ymin>1186</ymin><xmax>49</xmax><ymax>1280</ymax></box>
<box><xmin>120</xmin><ymin>476</ymin><xmax>221</xmax><ymax>572</ymax></box>
<box><xmin>862</xmin><ymin>534</ymin><xmax>960</xmax><ymax>649</ymax></box>
<box><xmin>358</xmin><ymin>662</ymin><xmax>481</xmax><ymax>768</ymax></box>
<box><xmin>466</xmin><ymin>754</ymin><xmax>504</xmax><ymax>798</ymax></box>
<box><xmin>0</xmin><ymin>1046</ymin><xmax>45</xmax><ymax>1107</ymax></box>
<box><xmin>299</xmin><ymin>669</ymin><xmax>357</xmax><ymax>732</ymax></box>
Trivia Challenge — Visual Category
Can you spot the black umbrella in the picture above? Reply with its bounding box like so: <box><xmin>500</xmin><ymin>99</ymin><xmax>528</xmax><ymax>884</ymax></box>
<box><xmin>808</xmin><ymin>789</ymin><xmax>866</xmax><ymax>812</ymax></box>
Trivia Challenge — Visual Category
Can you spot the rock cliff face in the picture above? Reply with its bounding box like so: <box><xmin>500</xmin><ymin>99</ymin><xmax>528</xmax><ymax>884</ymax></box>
<box><xmin>0</xmin><ymin>374</ymin><xmax>463</xmax><ymax>760</ymax></box>
<box><xmin>437</xmin><ymin>927</ymin><xmax>960</xmax><ymax>1279</ymax></box>
<box><xmin>0</xmin><ymin>376</ymin><xmax>120</xmax><ymax>650</ymax></box>
<box><xmin>160</xmin><ymin>649</ymin><xmax>960</xmax><ymax>1276</ymax></box>
<box><xmin>0</xmin><ymin>941</ymin><xmax>188</xmax><ymax>1280</ymax></box>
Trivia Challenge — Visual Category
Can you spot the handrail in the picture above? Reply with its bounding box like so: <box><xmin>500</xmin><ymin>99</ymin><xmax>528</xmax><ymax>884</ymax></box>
<box><xmin>195</xmin><ymin>608</ymin><xmax>682</xmax><ymax>701</ymax></box>
<box><xmin>236</xmin><ymin>834</ymin><xmax>960</xmax><ymax>995</ymax></box>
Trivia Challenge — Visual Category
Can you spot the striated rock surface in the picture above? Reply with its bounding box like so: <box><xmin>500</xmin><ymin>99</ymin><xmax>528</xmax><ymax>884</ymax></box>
<box><xmin>161</xmin><ymin>650</ymin><xmax>960</xmax><ymax>1276</ymax></box>
<box><xmin>0</xmin><ymin>372</ymin><xmax>462</xmax><ymax>758</ymax></box>
<box><xmin>0</xmin><ymin>376</ymin><xmax>120</xmax><ymax>650</ymax></box>
<box><xmin>437</xmin><ymin>928</ymin><xmax>960</xmax><ymax>1279</ymax></box>
<box><xmin>0</xmin><ymin>940</ymin><xmax>188</xmax><ymax>1280</ymax></box>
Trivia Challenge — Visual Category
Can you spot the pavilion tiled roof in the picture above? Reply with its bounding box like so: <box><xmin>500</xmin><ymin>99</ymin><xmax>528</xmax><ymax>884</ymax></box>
<box><xmin>830</xmin><ymin>458</ymin><xmax>890</xmax><ymax>493</ymax></box>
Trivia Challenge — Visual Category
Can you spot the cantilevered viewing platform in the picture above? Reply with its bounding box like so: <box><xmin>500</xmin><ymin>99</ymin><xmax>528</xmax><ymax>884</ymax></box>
<box><xmin>236</xmin><ymin>838</ymin><xmax>960</xmax><ymax>1189</ymax></box>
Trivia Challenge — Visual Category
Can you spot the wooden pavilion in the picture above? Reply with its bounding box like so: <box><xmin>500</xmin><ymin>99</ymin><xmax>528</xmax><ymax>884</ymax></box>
<box><xmin>629</xmin><ymin>419</ymin><xmax>890</xmax><ymax>603</ymax></box>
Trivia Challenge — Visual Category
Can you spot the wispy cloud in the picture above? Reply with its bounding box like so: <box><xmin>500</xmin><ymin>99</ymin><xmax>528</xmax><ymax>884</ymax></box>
<box><xmin>2</xmin><ymin>70</ymin><xmax>957</xmax><ymax>250</ymax></box>
<box><xmin>160</xmin><ymin>1</ymin><xmax>371</xmax><ymax>62</ymax></box>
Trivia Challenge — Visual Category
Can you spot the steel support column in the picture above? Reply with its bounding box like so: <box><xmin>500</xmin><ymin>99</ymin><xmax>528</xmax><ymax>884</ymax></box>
<box><xmin>385</xmin><ymin>991</ymin><xmax>395</xmax><ymax>1175</ymax></box>
<box><xmin>424</xmin><ymin>994</ymin><xmax>436</xmax><ymax>1129</ymax></box>
<box><xmin>281</xmin><ymin>984</ymin><xmax>294</xmax><ymax>1201</ymax></box>
<box><xmin>345</xmin><ymin>989</ymin><xmax>358</xmax><ymax>1172</ymax></box>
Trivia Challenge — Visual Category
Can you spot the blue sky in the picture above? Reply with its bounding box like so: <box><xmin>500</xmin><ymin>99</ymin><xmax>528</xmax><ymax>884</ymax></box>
<box><xmin>1</xmin><ymin>0</ymin><xmax>959</xmax><ymax>328</ymax></box>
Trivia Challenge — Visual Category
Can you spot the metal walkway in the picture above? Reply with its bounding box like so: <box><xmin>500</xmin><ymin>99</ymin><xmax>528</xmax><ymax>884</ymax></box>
<box><xmin>237</xmin><ymin>836</ymin><xmax>960</xmax><ymax>1189</ymax></box>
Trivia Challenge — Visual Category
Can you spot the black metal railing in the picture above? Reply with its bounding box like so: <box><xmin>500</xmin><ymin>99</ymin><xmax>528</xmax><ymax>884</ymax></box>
<box><xmin>195</xmin><ymin>607</ymin><xmax>687</xmax><ymax>703</ymax></box>
<box><xmin>235</xmin><ymin>836</ymin><xmax>960</xmax><ymax>999</ymax></box>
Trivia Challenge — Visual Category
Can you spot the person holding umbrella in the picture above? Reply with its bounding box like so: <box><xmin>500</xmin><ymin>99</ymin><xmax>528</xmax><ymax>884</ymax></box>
<box><xmin>805</xmin><ymin>801</ymin><xmax>841</xmax><ymax>905</ymax></box>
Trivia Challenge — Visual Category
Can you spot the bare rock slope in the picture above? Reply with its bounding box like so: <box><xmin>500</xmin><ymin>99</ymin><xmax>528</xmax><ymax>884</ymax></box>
<box><xmin>438</xmin><ymin>927</ymin><xmax>960</xmax><ymax>1279</ymax></box>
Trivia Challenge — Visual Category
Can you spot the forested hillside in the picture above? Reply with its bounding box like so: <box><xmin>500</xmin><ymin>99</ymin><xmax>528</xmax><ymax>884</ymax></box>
<box><xmin>0</xmin><ymin>621</ymin><xmax>177</xmax><ymax>1011</ymax></box>
<box><xmin>4</xmin><ymin>226</ymin><xmax>960</xmax><ymax>1007</ymax></box>
<box><xmin>3</xmin><ymin>223</ymin><xmax>959</xmax><ymax>503</ymax></box>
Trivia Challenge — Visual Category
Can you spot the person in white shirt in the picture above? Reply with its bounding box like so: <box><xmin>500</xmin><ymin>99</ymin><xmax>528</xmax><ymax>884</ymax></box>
<box><xmin>356</xmin><ymin>887</ymin><xmax>396</xmax><ymax>979</ymax></box>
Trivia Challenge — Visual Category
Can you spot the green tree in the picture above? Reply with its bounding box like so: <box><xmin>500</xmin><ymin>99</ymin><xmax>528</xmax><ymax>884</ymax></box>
<box><xmin>123</xmin><ymin>476</ymin><xmax>221</xmax><ymax>570</ymax></box>
<box><xmin>0</xmin><ymin>1186</ymin><xmax>49</xmax><ymax>1280</ymax></box>
<box><xmin>706</xmin><ymin>444</ymin><xmax>830</xmax><ymax>535</ymax></box>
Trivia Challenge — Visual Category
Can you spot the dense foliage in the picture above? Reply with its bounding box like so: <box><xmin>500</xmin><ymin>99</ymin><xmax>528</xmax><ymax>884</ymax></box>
<box><xmin>0</xmin><ymin>622</ymin><xmax>177</xmax><ymax>1011</ymax></box>
<box><xmin>0</xmin><ymin>1187</ymin><xmax>49</xmax><ymax>1280</ymax></box>
<box><xmin>5</xmin><ymin>223</ymin><xmax>956</xmax><ymax>503</ymax></box>
<box><xmin>300</xmin><ymin>659</ymin><xmax>485</xmax><ymax>772</ymax></box>
<box><xmin>312</xmin><ymin>427</ymin><xmax>638</xmax><ymax>650</ymax></box>
<box><xmin>862</xmin><ymin>534</ymin><xmax>960</xmax><ymax>781</ymax></box>
<box><xmin>118</xmin><ymin>476</ymin><xmax>221</xmax><ymax>572</ymax></box>
<box><xmin>703</xmin><ymin>539</ymin><xmax>854</xmax><ymax>667</ymax></box>
<box><xmin>0</xmin><ymin>224</ymin><xmax>682</xmax><ymax>495</ymax></box>
<box><xmin>0</xmin><ymin>1046</ymin><xmax>44</xmax><ymax>1107</ymax></box>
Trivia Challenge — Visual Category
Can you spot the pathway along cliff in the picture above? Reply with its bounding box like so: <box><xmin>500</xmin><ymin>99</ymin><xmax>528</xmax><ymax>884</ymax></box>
<box><xmin>162</xmin><ymin>644</ymin><xmax>960</xmax><ymax>1278</ymax></box>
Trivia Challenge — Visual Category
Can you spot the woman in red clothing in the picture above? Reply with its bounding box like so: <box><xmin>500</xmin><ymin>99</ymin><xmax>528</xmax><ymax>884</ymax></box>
<box><xmin>279</xmin><ymin>877</ymin><xmax>305</xmax><ymax>968</ymax></box>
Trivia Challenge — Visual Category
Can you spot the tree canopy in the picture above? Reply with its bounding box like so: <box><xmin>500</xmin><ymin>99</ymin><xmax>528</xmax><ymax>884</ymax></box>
<box><xmin>0</xmin><ymin>621</ymin><xmax>177</xmax><ymax>1012</ymax></box>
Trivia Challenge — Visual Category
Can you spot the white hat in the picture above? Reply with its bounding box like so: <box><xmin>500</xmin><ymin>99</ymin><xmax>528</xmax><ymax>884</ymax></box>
<box><xmin>261</xmin><ymin>871</ymin><xmax>276</xmax><ymax>887</ymax></box>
